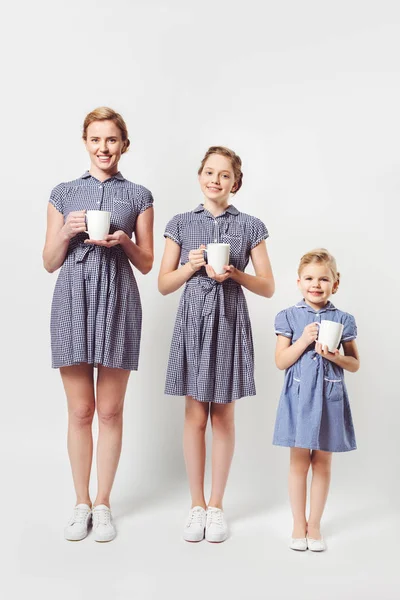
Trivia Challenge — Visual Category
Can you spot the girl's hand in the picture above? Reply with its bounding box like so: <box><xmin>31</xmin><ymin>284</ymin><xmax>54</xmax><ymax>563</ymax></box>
<box><xmin>188</xmin><ymin>245</ymin><xmax>206</xmax><ymax>272</ymax></box>
<box><xmin>84</xmin><ymin>230</ymin><xmax>128</xmax><ymax>247</ymax></box>
<box><xmin>300</xmin><ymin>322</ymin><xmax>319</xmax><ymax>346</ymax></box>
<box><xmin>205</xmin><ymin>264</ymin><xmax>236</xmax><ymax>283</ymax></box>
<box><xmin>62</xmin><ymin>210</ymin><xmax>86</xmax><ymax>240</ymax></box>
<box><xmin>315</xmin><ymin>342</ymin><xmax>340</xmax><ymax>361</ymax></box>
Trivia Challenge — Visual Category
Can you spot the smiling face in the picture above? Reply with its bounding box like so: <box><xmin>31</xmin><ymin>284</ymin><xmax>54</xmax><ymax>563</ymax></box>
<box><xmin>297</xmin><ymin>262</ymin><xmax>338</xmax><ymax>310</ymax></box>
<box><xmin>85</xmin><ymin>120</ymin><xmax>125</xmax><ymax>180</ymax></box>
<box><xmin>198</xmin><ymin>153</ymin><xmax>237</xmax><ymax>206</ymax></box>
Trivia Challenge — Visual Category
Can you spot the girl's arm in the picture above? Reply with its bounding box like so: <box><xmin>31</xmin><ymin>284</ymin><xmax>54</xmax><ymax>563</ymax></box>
<box><xmin>315</xmin><ymin>340</ymin><xmax>360</xmax><ymax>373</ymax></box>
<box><xmin>275</xmin><ymin>323</ymin><xmax>319</xmax><ymax>370</ymax></box>
<box><xmin>206</xmin><ymin>240</ymin><xmax>275</xmax><ymax>298</ymax></box>
<box><xmin>43</xmin><ymin>204</ymin><xmax>86</xmax><ymax>273</ymax></box>
<box><xmin>158</xmin><ymin>239</ymin><xmax>205</xmax><ymax>295</ymax></box>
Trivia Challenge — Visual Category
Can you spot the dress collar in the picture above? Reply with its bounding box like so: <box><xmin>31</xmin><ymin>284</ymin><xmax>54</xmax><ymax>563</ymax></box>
<box><xmin>295</xmin><ymin>300</ymin><xmax>337</xmax><ymax>314</ymax></box>
<box><xmin>81</xmin><ymin>170</ymin><xmax>125</xmax><ymax>181</ymax></box>
<box><xmin>192</xmin><ymin>204</ymin><xmax>239</xmax><ymax>216</ymax></box>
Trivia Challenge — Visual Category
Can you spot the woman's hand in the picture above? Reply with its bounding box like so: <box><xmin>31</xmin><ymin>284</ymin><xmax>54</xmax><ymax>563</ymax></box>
<box><xmin>299</xmin><ymin>322</ymin><xmax>319</xmax><ymax>346</ymax></box>
<box><xmin>84</xmin><ymin>230</ymin><xmax>128</xmax><ymax>247</ymax></box>
<box><xmin>61</xmin><ymin>210</ymin><xmax>86</xmax><ymax>240</ymax></box>
<box><xmin>205</xmin><ymin>264</ymin><xmax>237</xmax><ymax>283</ymax></box>
<box><xmin>188</xmin><ymin>245</ymin><xmax>206</xmax><ymax>272</ymax></box>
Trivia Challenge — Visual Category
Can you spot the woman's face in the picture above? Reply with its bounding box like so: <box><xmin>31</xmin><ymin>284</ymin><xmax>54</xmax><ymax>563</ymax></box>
<box><xmin>198</xmin><ymin>154</ymin><xmax>237</xmax><ymax>204</ymax></box>
<box><xmin>85</xmin><ymin>120</ymin><xmax>125</xmax><ymax>176</ymax></box>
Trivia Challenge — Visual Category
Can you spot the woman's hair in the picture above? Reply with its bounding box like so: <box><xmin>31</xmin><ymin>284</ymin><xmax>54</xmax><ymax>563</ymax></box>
<box><xmin>298</xmin><ymin>248</ymin><xmax>340</xmax><ymax>292</ymax></box>
<box><xmin>82</xmin><ymin>107</ymin><xmax>130</xmax><ymax>154</ymax></box>
<box><xmin>198</xmin><ymin>146</ymin><xmax>243</xmax><ymax>194</ymax></box>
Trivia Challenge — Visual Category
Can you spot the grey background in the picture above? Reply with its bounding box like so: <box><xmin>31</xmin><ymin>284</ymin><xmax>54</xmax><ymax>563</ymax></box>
<box><xmin>1</xmin><ymin>1</ymin><xmax>398</xmax><ymax>598</ymax></box>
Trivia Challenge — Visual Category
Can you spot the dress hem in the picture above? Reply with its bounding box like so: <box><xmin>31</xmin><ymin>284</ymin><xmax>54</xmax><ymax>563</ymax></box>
<box><xmin>272</xmin><ymin>440</ymin><xmax>357</xmax><ymax>453</ymax></box>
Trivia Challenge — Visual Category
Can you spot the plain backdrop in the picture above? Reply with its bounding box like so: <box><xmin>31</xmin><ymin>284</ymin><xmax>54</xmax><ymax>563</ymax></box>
<box><xmin>1</xmin><ymin>1</ymin><xmax>399</xmax><ymax>598</ymax></box>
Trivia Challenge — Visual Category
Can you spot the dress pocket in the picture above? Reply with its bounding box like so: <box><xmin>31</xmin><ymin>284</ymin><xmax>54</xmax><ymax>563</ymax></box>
<box><xmin>324</xmin><ymin>378</ymin><xmax>344</xmax><ymax>403</ymax></box>
<box><xmin>221</xmin><ymin>227</ymin><xmax>242</xmax><ymax>256</ymax></box>
<box><xmin>112</xmin><ymin>193</ymin><xmax>134</xmax><ymax>232</ymax></box>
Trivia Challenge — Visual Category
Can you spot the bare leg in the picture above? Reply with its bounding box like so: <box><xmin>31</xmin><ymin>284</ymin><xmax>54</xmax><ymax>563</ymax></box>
<box><xmin>60</xmin><ymin>364</ymin><xmax>95</xmax><ymax>506</ymax></box>
<box><xmin>289</xmin><ymin>448</ymin><xmax>311</xmax><ymax>538</ymax></box>
<box><xmin>208</xmin><ymin>402</ymin><xmax>235</xmax><ymax>509</ymax></box>
<box><xmin>308</xmin><ymin>450</ymin><xmax>332</xmax><ymax>539</ymax></box>
<box><xmin>93</xmin><ymin>365</ymin><xmax>130</xmax><ymax>508</ymax></box>
<box><xmin>183</xmin><ymin>396</ymin><xmax>210</xmax><ymax>509</ymax></box>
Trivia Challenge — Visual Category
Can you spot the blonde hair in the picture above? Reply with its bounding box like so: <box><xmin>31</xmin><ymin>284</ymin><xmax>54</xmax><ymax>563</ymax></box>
<box><xmin>82</xmin><ymin>107</ymin><xmax>130</xmax><ymax>154</ymax></box>
<box><xmin>198</xmin><ymin>146</ymin><xmax>243</xmax><ymax>194</ymax></box>
<box><xmin>298</xmin><ymin>248</ymin><xmax>340</xmax><ymax>292</ymax></box>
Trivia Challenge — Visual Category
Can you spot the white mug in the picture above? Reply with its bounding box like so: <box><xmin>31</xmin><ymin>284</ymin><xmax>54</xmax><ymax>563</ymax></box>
<box><xmin>316</xmin><ymin>320</ymin><xmax>344</xmax><ymax>352</ymax></box>
<box><xmin>205</xmin><ymin>243</ymin><xmax>230</xmax><ymax>275</ymax></box>
<box><xmin>85</xmin><ymin>210</ymin><xmax>111</xmax><ymax>240</ymax></box>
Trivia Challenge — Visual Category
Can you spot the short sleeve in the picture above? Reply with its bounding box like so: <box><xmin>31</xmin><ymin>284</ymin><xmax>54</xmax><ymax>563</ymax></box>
<box><xmin>138</xmin><ymin>187</ymin><xmax>154</xmax><ymax>215</ymax></box>
<box><xmin>250</xmin><ymin>217</ymin><xmax>269</xmax><ymax>249</ymax></box>
<box><xmin>274</xmin><ymin>310</ymin><xmax>293</xmax><ymax>339</ymax></box>
<box><xmin>341</xmin><ymin>313</ymin><xmax>357</xmax><ymax>342</ymax></box>
<box><xmin>164</xmin><ymin>214</ymin><xmax>182</xmax><ymax>246</ymax></box>
<box><xmin>49</xmin><ymin>183</ymin><xmax>66</xmax><ymax>214</ymax></box>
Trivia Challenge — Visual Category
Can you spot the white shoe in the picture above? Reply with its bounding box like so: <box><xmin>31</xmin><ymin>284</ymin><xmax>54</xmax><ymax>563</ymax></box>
<box><xmin>290</xmin><ymin>537</ymin><xmax>308</xmax><ymax>551</ymax></box>
<box><xmin>92</xmin><ymin>505</ymin><xmax>116</xmax><ymax>542</ymax></box>
<box><xmin>64</xmin><ymin>504</ymin><xmax>92</xmax><ymax>541</ymax></box>
<box><xmin>183</xmin><ymin>506</ymin><xmax>206</xmax><ymax>542</ymax></box>
<box><xmin>205</xmin><ymin>507</ymin><xmax>228</xmax><ymax>543</ymax></box>
<box><xmin>307</xmin><ymin>536</ymin><xmax>326</xmax><ymax>552</ymax></box>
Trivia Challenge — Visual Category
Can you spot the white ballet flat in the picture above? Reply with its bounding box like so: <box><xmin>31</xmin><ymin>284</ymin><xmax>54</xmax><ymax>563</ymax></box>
<box><xmin>307</xmin><ymin>536</ymin><xmax>326</xmax><ymax>552</ymax></box>
<box><xmin>290</xmin><ymin>537</ymin><xmax>308</xmax><ymax>551</ymax></box>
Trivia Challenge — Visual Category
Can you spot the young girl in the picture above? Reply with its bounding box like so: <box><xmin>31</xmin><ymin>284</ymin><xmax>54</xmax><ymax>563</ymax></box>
<box><xmin>159</xmin><ymin>146</ymin><xmax>274</xmax><ymax>542</ymax></box>
<box><xmin>273</xmin><ymin>249</ymin><xmax>360</xmax><ymax>551</ymax></box>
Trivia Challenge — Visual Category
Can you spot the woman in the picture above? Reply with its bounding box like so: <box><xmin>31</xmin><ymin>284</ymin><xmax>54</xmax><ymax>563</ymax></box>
<box><xmin>43</xmin><ymin>107</ymin><xmax>154</xmax><ymax>542</ymax></box>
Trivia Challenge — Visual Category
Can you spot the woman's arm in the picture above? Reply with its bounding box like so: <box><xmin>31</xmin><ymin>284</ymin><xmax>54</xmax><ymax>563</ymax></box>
<box><xmin>315</xmin><ymin>339</ymin><xmax>360</xmax><ymax>373</ymax></box>
<box><xmin>275</xmin><ymin>322</ymin><xmax>319</xmax><ymax>370</ymax></box>
<box><xmin>205</xmin><ymin>241</ymin><xmax>275</xmax><ymax>298</ymax></box>
<box><xmin>158</xmin><ymin>239</ymin><xmax>206</xmax><ymax>295</ymax></box>
<box><xmin>84</xmin><ymin>207</ymin><xmax>155</xmax><ymax>274</ymax></box>
<box><xmin>43</xmin><ymin>204</ymin><xmax>86</xmax><ymax>273</ymax></box>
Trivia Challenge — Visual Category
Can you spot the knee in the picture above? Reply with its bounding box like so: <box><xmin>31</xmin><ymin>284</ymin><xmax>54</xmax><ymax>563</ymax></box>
<box><xmin>311</xmin><ymin>456</ymin><xmax>331</xmax><ymax>476</ymax></box>
<box><xmin>210</xmin><ymin>411</ymin><xmax>234</xmax><ymax>435</ymax></box>
<box><xmin>290</xmin><ymin>457</ymin><xmax>311</xmax><ymax>477</ymax></box>
<box><xmin>185</xmin><ymin>409</ymin><xmax>208</xmax><ymax>433</ymax></box>
<box><xmin>97</xmin><ymin>404</ymin><xmax>123</xmax><ymax>426</ymax></box>
<box><xmin>69</xmin><ymin>404</ymin><xmax>94</xmax><ymax>427</ymax></box>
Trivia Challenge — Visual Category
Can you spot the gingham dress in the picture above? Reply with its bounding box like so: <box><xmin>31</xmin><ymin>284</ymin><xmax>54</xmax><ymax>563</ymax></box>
<box><xmin>273</xmin><ymin>301</ymin><xmax>357</xmax><ymax>452</ymax></box>
<box><xmin>49</xmin><ymin>171</ymin><xmax>154</xmax><ymax>371</ymax></box>
<box><xmin>164</xmin><ymin>204</ymin><xmax>269</xmax><ymax>403</ymax></box>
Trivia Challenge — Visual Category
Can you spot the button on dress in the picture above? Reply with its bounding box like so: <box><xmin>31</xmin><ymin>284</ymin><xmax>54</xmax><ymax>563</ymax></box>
<box><xmin>49</xmin><ymin>172</ymin><xmax>154</xmax><ymax>371</ymax></box>
<box><xmin>164</xmin><ymin>204</ymin><xmax>269</xmax><ymax>403</ymax></box>
<box><xmin>273</xmin><ymin>301</ymin><xmax>357</xmax><ymax>452</ymax></box>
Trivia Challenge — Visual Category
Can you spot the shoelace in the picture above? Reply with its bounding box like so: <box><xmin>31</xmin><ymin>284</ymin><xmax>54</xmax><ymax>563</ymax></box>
<box><xmin>71</xmin><ymin>506</ymin><xmax>90</xmax><ymax>525</ymax></box>
<box><xmin>187</xmin><ymin>508</ymin><xmax>205</xmax><ymax>527</ymax></box>
<box><xmin>207</xmin><ymin>509</ymin><xmax>223</xmax><ymax>528</ymax></box>
<box><xmin>93</xmin><ymin>508</ymin><xmax>111</xmax><ymax>527</ymax></box>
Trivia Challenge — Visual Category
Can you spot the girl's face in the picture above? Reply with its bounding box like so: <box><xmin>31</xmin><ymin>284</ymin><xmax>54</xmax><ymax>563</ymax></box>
<box><xmin>297</xmin><ymin>262</ymin><xmax>338</xmax><ymax>309</ymax></box>
<box><xmin>85</xmin><ymin>120</ymin><xmax>125</xmax><ymax>177</ymax></box>
<box><xmin>198</xmin><ymin>154</ymin><xmax>237</xmax><ymax>204</ymax></box>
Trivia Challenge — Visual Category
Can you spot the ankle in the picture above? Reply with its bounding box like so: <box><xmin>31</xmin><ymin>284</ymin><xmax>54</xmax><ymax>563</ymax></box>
<box><xmin>191</xmin><ymin>501</ymin><xmax>207</xmax><ymax>510</ymax></box>
<box><xmin>94</xmin><ymin>499</ymin><xmax>110</xmax><ymax>508</ymax></box>
<box><xmin>76</xmin><ymin>497</ymin><xmax>91</xmax><ymax>507</ymax></box>
<box><xmin>208</xmin><ymin>500</ymin><xmax>223</xmax><ymax>510</ymax></box>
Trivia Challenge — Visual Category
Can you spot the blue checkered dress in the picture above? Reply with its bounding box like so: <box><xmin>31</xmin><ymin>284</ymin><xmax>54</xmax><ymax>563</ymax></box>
<box><xmin>49</xmin><ymin>171</ymin><xmax>154</xmax><ymax>370</ymax></box>
<box><xmin>164</xmin><ymin>204</ymin><xmax>269</xmax><ymax>403</ymax></box>
<box><xmin>273</xmin><ymin>301</ymin><xmax>357</xmax><ymax>452</ymax></box>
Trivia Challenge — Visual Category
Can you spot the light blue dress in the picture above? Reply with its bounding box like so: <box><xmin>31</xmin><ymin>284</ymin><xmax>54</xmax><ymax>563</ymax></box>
<box><xmin>273</xmin><ymin>300</ymin><xmax>357</xmax><ymax>452</ymax></box>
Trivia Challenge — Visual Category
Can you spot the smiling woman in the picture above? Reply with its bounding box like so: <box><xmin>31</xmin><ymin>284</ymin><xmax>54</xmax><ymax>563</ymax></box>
<box><xmin>42</xmin><ymin>107</ymin><xmax>154</xmax><ymax>543</ymax></box>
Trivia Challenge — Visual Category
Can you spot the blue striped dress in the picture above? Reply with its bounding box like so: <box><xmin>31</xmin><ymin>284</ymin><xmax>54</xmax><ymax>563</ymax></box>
<box><xmin>164</xmin><ymin>204</ymin><xmax>269</xmax><ymax>404</ymax></box>
<box><xmin>273</xmin><ymin>300</ymin><xmax>357</xmax><ymax>452</ymax></box>
<box><xmin>49</xmin><ymin>171</ymin><xmax>154</xmax><ymax>371</ymax></box>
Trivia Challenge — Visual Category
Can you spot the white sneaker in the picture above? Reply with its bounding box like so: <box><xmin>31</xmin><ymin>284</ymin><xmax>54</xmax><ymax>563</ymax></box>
<box><xmin>183</xmin><ymin>506</ymin><xmax>206</xmax><ymax>542</ymax></box>
<box><xmin>205</xmin><ymin>507</ymin><xmax>228</xmax><ymax>543</ymax></box>
<box><xmin>307</xmin><ymin>536</ymin><xmax>326</xmax><ymax>552</ymax></box>
<box><xmin>92</xmin><ymin>505</ymin><xmax>116</xmax><ymax>542</ymax></box>
<box><xmin>290</xmin><ymin>537</ymin><xmax>308</xmax><ymax>551</ymax></box>
<box><xmin>64</xmin><ymin>504</ymin><xmax>92</xmax><ymax>541</ymax></box>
